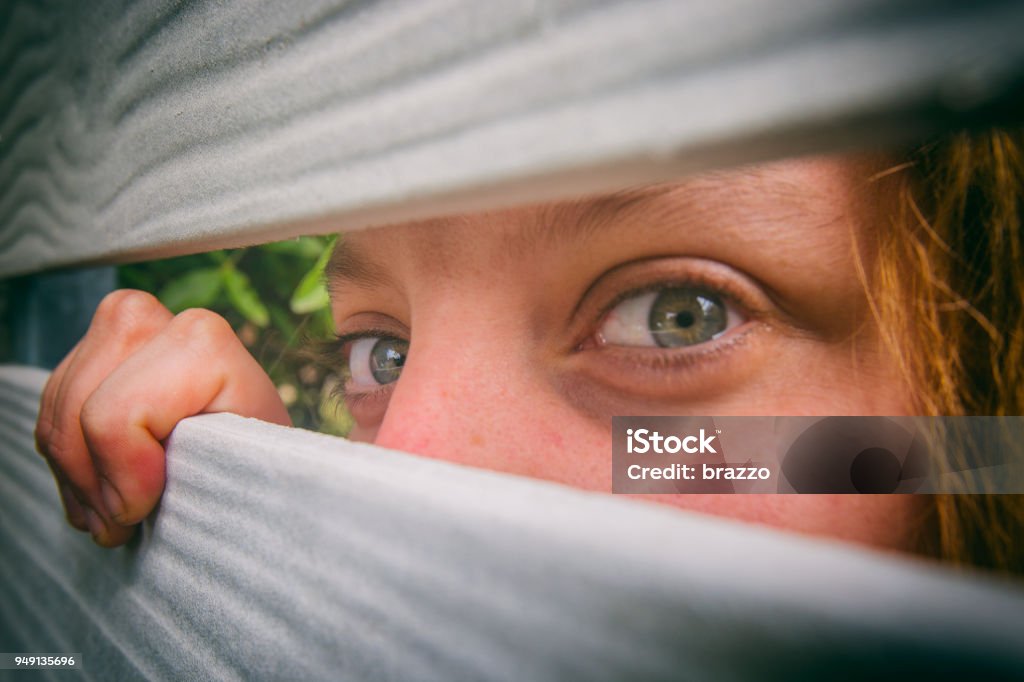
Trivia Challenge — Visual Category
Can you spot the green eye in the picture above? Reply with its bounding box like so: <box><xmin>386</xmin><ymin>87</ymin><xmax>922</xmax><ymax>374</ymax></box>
<box><xmin>598</xmin><ymin>287</ymin><xmax>736</xmax><ymax>348</ymax></box>
<box><xmin>648</xmin><ymin>289</ymin><xmax>728</xmax><ymax>348</ymax></box>
<box><xmin>369</xmin><ymin>338</ymin><xmax>407</xmax><ymax>383</ymax></box>
<box><xmin>348</xmin><ymin>337</ymin><xmax>409</xmax><ymax>387</ymax></box>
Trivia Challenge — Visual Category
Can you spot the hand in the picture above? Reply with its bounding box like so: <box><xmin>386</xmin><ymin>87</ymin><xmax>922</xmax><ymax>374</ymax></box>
<box><xmin>34</xmin><ymin>290</ymin><xmax>291</xmax><ymax>546</ymax></box>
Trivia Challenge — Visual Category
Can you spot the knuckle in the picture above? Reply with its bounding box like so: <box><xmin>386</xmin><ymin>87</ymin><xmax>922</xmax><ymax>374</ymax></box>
<box><xmin>92</xmin><ymin>290</ymin><xmax>163</xmax><ymax>334</ymax></box>
<box><xmin>39</xmin><ymin>419</ymin><xmax>79</xmax><ymax>468</ymax></box>
<box><xmin>79</xmin><ymin>393</ymin><xmax>120</xmax><ymax>456</ymax></box>
<box><xmin>171</xmin><ymin>308</ymin><xmax>236</xmax><ymax>349</ymax></box>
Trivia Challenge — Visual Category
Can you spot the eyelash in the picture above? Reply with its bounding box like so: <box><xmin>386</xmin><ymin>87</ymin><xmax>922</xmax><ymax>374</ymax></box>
<box><xmin>323</xmin><ymin>328</ymin><xmax>408</xmax><ymax>404</ymax></box>
<box><xmin>581</xmin><ymin>273</ymin><xmax>755</xmax><ymax>350</ymax></box>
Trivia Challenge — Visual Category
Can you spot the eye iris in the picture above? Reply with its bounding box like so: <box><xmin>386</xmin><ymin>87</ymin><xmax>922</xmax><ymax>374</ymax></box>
<box><xmin>648</xmin><ymin>289</ymin><xmax>727</xmax><ymax>348</ymax></box>
<box><xmin>369</xmin><ymin>338</ymin><xmax>408</xmax><ymax>384</ymax></box>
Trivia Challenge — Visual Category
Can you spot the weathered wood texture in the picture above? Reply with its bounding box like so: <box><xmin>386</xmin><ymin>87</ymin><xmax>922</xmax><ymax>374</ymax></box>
<box><xmin>3</xmin><ymin>0</ymin><xmax>1023</xmax><ymax>277</ymax></box>
<box><xmin>2</xmin><ymin>365</ymin><xmax>1024</xmax><ymax>680</ymax></box>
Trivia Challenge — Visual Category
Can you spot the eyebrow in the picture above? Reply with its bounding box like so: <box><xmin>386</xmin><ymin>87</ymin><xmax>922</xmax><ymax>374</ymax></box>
<box><xmin>324</xmin><ymin>188</ymin><xmax>676</xmax><ymax>292</ymax></box>
<box><xmin>522</xmin><ymin>169</ymin><xmax>811</xmax><ymax>254</ymax></box>
<box><xmin>325</xmin><ymin>167</ymin><xmax>814</xmax><ymax>293</ymax></box>
<box><xmin>325</xmin><ymin>238</ymin><xmax>395</xmax><ymax>296</ymax></box>
<box><xmin>532</xmin><ymin>184</ymin><xmax>680</xmax><ymax>251</ymax></box>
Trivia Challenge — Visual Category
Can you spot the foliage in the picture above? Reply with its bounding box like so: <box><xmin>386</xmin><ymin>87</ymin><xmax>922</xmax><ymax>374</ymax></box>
<box><xmin>118</xmin><ymin>236</ymin><xmax>353</xmax><ymax>436</ymax></box>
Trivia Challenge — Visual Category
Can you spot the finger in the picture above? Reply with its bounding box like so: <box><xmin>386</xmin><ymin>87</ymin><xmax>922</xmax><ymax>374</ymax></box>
<box><xmin>39</xmin><ymin>351</ymin><xmax>99</xmax><ymax>535</ymax></box>
<box><xmin>35</xmin><ymin>339</ymin><xmax>82</xmax><ymax>457</ymax></box>
<box><xmin>45</xmin><ymin>460</ymin><xmax>87</xmax><ymax>532</ymax></box>
<box><xmin>81</xmin><ymin>308</ymin><xmax>290</xmax><ymax>529</ymax></box>
<box><xmin>44</xmin><ymin>454</ymin><xmax>135</xmax><ymax>545</ymax></box>
<box><xmin>36</xmin><ymin>290</ymin><xmax>172</xmax><ymax>540</ymax></box>
<box><xmin>51</xmin><ymin>466</ymin><xmax>135</xmax><ymax>546</ymax></box>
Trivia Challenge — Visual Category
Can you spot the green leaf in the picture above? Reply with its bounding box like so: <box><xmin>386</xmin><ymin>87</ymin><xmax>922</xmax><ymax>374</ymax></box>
<box><xmin>222</xmin><ymin>265</ymin><xmax>270</xmax><ymax>327</ymax></box>
<box><xmin>157</xmin><ymin>268</ymin><xmax>223</xmax><ymax>313</ymax></box>
<box><xmin>261</xmin><ymin>236</ymin><xmax>325</xmax><ymax>259</ymax></box>
<box><xmin>289</xmin><ymin>237</ymin><xmax>335</xmax><ymax>314</ymax></box>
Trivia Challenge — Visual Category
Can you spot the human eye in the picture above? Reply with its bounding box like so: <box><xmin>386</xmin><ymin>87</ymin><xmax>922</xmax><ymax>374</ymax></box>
<box><xmin>596</xmin><ymin>287</ymin><xmax>744</xmax><ymax>348</ymax></box>
<box><xmin>334</xmin><ymin>332</ymin><xmax>409</xmax><ymax>429</ymax></box>
<box><xmin>569</xmin><ymin>257</ymin><xmax>771</xmax><ymax>400</ymax></box>
<box><xmin>343</xmin><ymin>334</ymin><xmax>409</xmax><ymax>391</ymax></box>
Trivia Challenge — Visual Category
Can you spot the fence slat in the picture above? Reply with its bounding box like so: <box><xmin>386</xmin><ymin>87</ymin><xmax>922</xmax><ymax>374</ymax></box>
<box><xmin>2</xmin><ymin>0</ymin><xmax>1023</xmax><ymax>277</ymax></box>
<box><xmin>3</xmin><ymin>364</ymin><xmax>1024</xmax><ymax>680</ymax></box>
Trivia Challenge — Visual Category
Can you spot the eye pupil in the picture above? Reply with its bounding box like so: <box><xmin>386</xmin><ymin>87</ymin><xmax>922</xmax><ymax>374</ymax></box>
<box><xmin>675</xmin><ymin>310</ymin><xmax>696</xmax><ymax>329</ymax></box>
<box><xmin>648</xmin><ymin>289</ymin><xmax>727</xmax><ymax>348</ymax></box>
<box><xmin>370</xmin><ymin>338</ymin><xmax>408</xmax><ymax>384</ymax></box>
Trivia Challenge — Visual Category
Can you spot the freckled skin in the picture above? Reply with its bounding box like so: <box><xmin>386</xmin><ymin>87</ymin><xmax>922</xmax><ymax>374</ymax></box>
<box><xmin>334</xmin><ymin>155</ymin><xmax>924</xmax><ymax>554</ymax></box>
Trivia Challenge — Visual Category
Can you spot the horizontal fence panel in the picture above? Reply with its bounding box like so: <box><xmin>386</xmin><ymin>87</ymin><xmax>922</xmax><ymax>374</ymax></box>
<box><xmin>2</xmin><ymin>364</ymin><xmax>1024</xmax><ymax>680</ymax></box>
<box><xmin>2</xmin><ymin>0</ymin><xmax>1023</xmax><ymax>277</ymax></box>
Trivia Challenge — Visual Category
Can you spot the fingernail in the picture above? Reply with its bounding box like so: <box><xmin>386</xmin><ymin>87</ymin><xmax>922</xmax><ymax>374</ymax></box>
<box><xmin>59</xmin><ymin>484</ymin><xmax>87</xmax><ymax>530</ymax></box>
<box><xmin>99</xmin><ymin>478</ymin><xmax>125</xmax><ymax>523</ymax></box>
<box><xmin>84</xmin><ymin>506</ymin><xmax>105</xmax><ymax>539</ymax></box>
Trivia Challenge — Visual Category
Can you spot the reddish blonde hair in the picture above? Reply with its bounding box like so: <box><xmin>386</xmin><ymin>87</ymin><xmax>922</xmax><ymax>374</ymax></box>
<box><xmin>871</xmin><ymin>129</ymin><xmax>1024</xmax><ymax>573</ymax></box>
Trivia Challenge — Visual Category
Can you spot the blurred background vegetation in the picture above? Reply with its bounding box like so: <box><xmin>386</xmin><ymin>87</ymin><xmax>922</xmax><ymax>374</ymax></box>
<box><xmin>116</xmin><ymin>236</ymin><xmax>353</xmax><ymax>436</ymax></box>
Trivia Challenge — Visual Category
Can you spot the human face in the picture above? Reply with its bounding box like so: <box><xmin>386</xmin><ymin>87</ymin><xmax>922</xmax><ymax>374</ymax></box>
<box><xmin>327</xmin><ymin>155</ymin><xmax>923</xmax><ymax>552</ymax></box>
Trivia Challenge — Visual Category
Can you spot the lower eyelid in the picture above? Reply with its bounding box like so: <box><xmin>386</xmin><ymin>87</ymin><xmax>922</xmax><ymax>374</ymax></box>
<box><xmin>569</xmin><ymin>321</ymin><xmax>767</xmax><ymax>400</ymax></box>
<box><xmin>341</xmin><ymin>380</ymin><xmax>391</xmax><ymax>401</ymax></box>
<box><xmin>648</xmin><ymin>319</ymin><xmax>755</xmax><ymax>360</ymax></box>
<box><xmin>341</xmin><ymin>383</ymin><xmax>394</xmax><ymax>423</ymax></box>
<box><xmin>587</xmin><ymin>319</ymin><xmax>762</xmax><ymax>368</ymax></box>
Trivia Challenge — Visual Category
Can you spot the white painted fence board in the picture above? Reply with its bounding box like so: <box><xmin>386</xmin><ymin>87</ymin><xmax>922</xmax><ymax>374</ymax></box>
<box><xmin>2</xmin><ymin>364</ymin><xmax>1024</xmax><ymax>680</ymax></box>
<box><xmin>2</xmin><ymin>0</ymin><xmax>1023</xmax><ymax>276</ymax></box>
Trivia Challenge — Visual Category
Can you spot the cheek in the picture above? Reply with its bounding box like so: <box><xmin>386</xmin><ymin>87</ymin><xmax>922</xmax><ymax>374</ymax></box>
<box><xmin>760</xmin><ymin>336</ymin><xmax>914</xmax><ymax>415</ymax></box>
<box><xmin>533</xmin><ymin>342</ymin><xmax>919</xmax><ymax>551</ymax></box>
<box><xmin>676</xmin><ymin>326</ymin><xmax>914</xmax><ymax>417</ymax></box>
<box><xmin>494</xmin><ymin>409</ymin><xmax>924</xmax><ymax>554</ymax></box>
<box><xmin>473</xmin><ymin>404</ymin><xmax>613</xmax><ymax>491</ymax></box>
